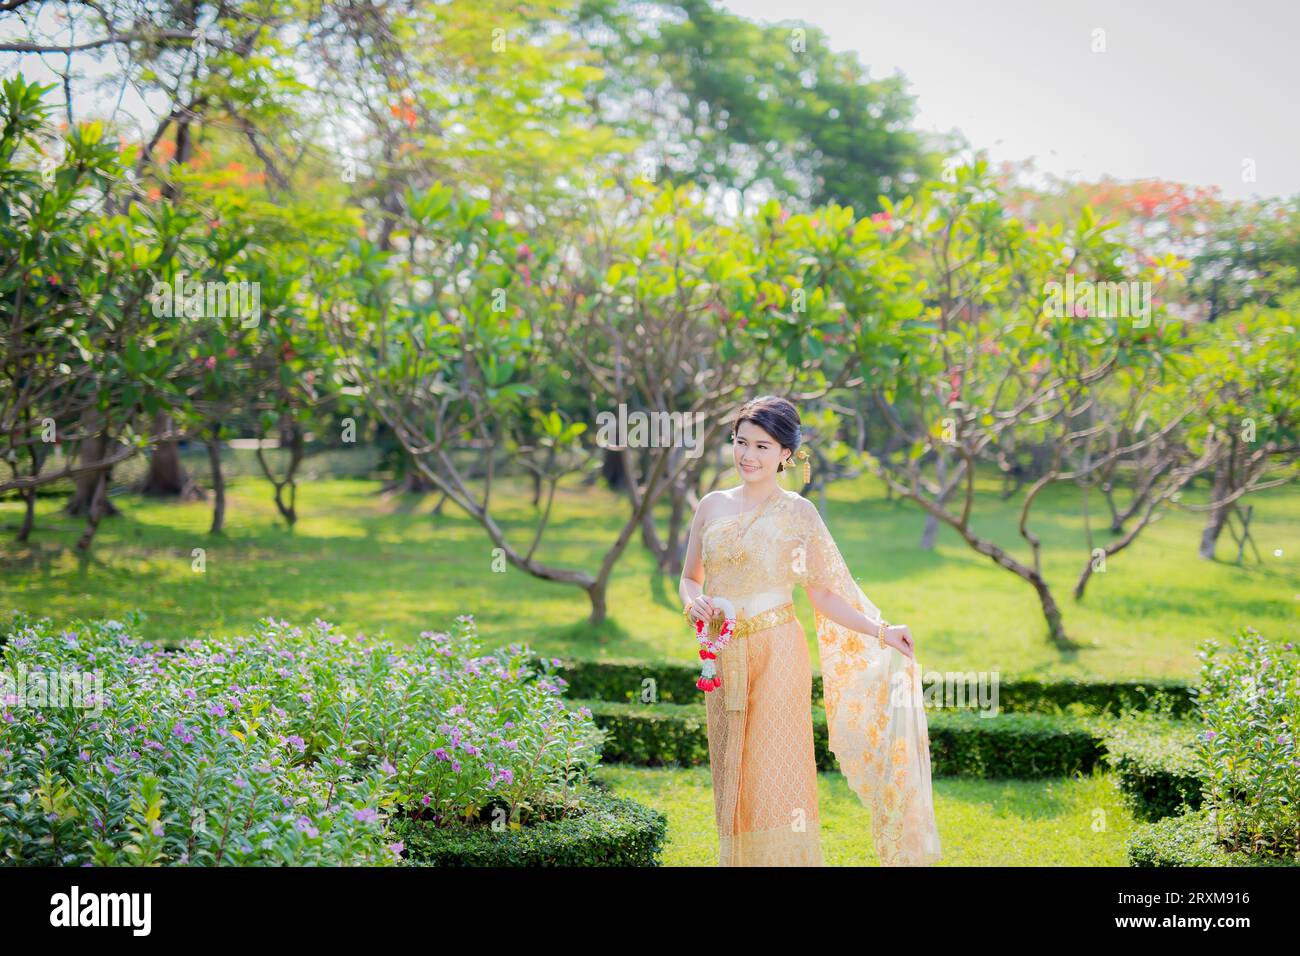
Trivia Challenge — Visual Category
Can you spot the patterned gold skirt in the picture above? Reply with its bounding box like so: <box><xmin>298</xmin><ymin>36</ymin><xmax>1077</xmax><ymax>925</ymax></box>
<box><xmin>704</xmin><ymin>601</ymin><xmax>823</xmax><ymax>866</ymax></box>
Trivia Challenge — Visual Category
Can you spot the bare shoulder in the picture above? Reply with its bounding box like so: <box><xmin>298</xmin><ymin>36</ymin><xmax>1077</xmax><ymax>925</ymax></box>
<box><xmin>697</xmin><ymin>489</ymin><xmax>729</xmax><ymax>522</ymax></box>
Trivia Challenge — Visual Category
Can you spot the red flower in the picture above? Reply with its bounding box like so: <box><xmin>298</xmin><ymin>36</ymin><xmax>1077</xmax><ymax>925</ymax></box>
<box><xmin>204</xmin><ymin>356</ymin><xmax>217</xmax><ymax>369</ymax></box>
<box><xmin>225</xmin><ymin>346</ymin><xmax>238</xmax><ymax>358</ymax></box>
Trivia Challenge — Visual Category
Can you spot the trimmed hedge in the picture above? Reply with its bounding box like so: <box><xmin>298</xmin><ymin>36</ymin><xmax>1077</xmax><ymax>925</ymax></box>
<box><xmin>582</xmin><ymin>699</ymin><xmax>710</xmax><ymax>766</ymax></box>
<box><xmin>926</xmin><ymin>710</ymin><xmax>1105</xmax><ymax>778</ymax></box>
<box><xmin>575</xmin><ymin>698</ymin><xmax>1108</xmax><ymax>779</ymax></box>
<box><xmin>1128</xmin><ymin>806</ymin><xmax>1299</xmax><ymax>867</ymax></box>
<box><xmin>544</xmin><ymin>654</ymin><xmax>1193</xmax><ymax>716</ymax></box>
<box><xmin>390</xmin><ymin>785</ymin><xmax>667</xmax><ymax>866</ymax></box>
<box><xmin>1099</xmin><ymin>720</ymin><xmax>1205</xmax><ymax>821</ymax></box>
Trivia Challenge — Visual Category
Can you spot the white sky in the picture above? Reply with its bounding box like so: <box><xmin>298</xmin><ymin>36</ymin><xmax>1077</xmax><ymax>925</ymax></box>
<box><xmin>721</xmin><ymin>0</ymin><xmax>1300</xmax><ymax>201</ymax></box>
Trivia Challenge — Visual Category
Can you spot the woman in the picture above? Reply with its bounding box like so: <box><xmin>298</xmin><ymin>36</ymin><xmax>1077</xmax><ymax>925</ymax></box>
<box><xmin>679</xmin><ymin>395</ymin><xmax>942</xmax><ymax>867</ymax></box>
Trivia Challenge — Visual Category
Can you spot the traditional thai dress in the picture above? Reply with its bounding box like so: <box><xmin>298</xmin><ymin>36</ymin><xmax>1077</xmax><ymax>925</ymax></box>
<box><xmin>699</xmin><ymin>487</ymin><xmax>942</xmax><ymax>866</ymax></box>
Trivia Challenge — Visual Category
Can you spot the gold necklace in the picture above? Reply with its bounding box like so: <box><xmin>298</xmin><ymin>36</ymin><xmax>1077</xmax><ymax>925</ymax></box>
<box><xmin>718</xmin><ymin>488</ymin><xmax>781</xmax><ymax>568</ymax></box>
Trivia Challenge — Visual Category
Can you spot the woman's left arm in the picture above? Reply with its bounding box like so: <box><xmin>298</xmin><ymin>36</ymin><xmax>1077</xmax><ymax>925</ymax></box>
<box><xmin>805</xmin><ymin>585</ymin><xmax>915</xmax><ymax>656</ymax></box>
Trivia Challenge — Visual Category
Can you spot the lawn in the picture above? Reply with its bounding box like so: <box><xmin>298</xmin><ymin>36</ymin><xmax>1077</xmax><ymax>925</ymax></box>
<box><xmin>2</xmin><ymin>460</ymin><xmax>1296</xmax><ymax>680</ymax></box>
<box><xmin>595</xmin><ymin>764</ymin><xmax>1139</xmax><ymax>866</ymax></box>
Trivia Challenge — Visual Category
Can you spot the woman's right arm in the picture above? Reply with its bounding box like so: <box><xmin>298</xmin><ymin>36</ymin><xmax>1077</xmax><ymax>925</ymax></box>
<box><xmin>679</xmin><ymin>493</ymin><xmax>716</xmax><ymax>623</ymax></box>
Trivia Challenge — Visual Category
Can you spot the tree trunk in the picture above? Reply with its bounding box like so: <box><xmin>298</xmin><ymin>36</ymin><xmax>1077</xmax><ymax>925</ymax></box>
<box><xmin>207</xmin><ymin>432</ymin><xmax>226</xmax><ymax>534</ymax></box>
<box><xmin>139</xmin><ymin>413</ymin><xmax>198</xmax><ymax>497</ymax></box>
<box><xmin>586</xmin><ymin>579</ymin><xmax>608</xmax><ymax>626</ymax></box>
<box><xmin>1029</xmin><ymin>571</ymin><xmax>1069</xmax><ymax>647</ymax></box>
<box><xmin>74</xmin><ymin>470</ymin><xmax>111</xmax><ymax>551</ymax></box>
<box><xmin>17</xmin><ymin>488</ymin><xmax>36</xmax><ymax>542</ymax></box>
<box><xmin>65</xmin><ymin>414</ymin><xmax>121</xmax><ymax>518</ymax></box>
<box><xmin>601</xmin><ymin>446</ymin><xmax>626</xmax><ymax>491</ymax></box>
<box><xmin>920</xmin><ymin>450</ymin><xmax>948</xmax><ymax>550</ymax></box>
<box><xmin>16</xmin><ymin>443</ymin><xmax>43</xmax><ymax>543</ymax></box>
<box><xmin>1199</xmin><ymin>448</ymin><xmax>1233</xmax><ymax>559</ymax></box>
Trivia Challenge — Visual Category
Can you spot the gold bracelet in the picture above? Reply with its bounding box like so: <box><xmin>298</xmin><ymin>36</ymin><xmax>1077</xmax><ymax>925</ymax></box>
<box><xmin>876</xmin><ymin>617</ymin><xmax>889</xmax><ymax>649</ymax></box>
<box><xmin>682</xmin><ymin>603</ymin><xmax>693</xmax><ymax>618</ymax></box>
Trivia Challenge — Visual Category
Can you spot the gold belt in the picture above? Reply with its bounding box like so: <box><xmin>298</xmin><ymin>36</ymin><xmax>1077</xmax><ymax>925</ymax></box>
<box><xmin>730</xmin><ymin>601</ymin><xmax>796</xmax><ymax>637</ymax></box>
<box><xmin>708</xmin><ymin>602</ymin><xmax>797</xmax><ymax>711</ymax></box>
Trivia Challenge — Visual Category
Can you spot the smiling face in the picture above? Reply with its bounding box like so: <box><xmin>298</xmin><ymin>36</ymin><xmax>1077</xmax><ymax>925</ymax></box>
<box><xmin>731</xmin><ymin>420</ymin><xmax>791</xmax><ymax>485</ymax></box>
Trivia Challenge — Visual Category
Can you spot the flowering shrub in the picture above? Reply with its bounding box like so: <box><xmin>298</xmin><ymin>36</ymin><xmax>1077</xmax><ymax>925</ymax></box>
<box><xmin>0</xmin><ymin>610</ymin><xmax>601</xmax><ymax>865</ymax></box>
<box><xmin>1193</xmin><ymin>625</ymin><xmax>1300</xmax><ymax>862</ymax></box>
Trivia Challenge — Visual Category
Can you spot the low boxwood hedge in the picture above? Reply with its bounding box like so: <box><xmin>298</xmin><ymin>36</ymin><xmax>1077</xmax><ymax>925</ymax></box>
<box><xmin>574</xmin><ymin>698</ymin><xmax>1109</xmax><ymax>779</ymax></box>
<box><xmin>1099</xmin><ymin>719</ymin><xmax>1206</xmax><ymax>821</ymax></box>
<box><xmin>925</xmin><ymin>710</ymin><xmax>1105</xmax><ymax>778</ymax></box>
<box><xmin>390</xmin><ymin>784</ymin><xmax>667</xmax><ymax>866</ymax></box>
<box><xmin>1128</xmin><ymin>806</ymin><xmax>1299</xmax><ymax>867</ymax></box>
<box><xmin>544</xmin><ymin>654</ymin><xmax>1192</xmax><ymax>717</ymax></box>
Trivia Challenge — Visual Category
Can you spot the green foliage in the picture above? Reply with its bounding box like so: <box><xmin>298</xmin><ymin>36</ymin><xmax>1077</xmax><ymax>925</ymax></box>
<box><xmin>1099</xmin><ymin>715</ymin><xmax>1206</xmax><ymax>821</ymax></box>
<box><xmin>1192</xmin><ymin>626</ymin><xmax>1300</xmax><ymax>861</ymax></box>
<box><xmin>0</xmin><ymin>610</ymin><xmax>602</xmax><ymax>865</ymax></box>
<box><xmin>572</xmin><ymin>696</ymin><xmax>1115</xmax><ymax>778</ymax></box>
<box><xmin>550</xmin><ymin>652</ymin><xmax>1196</xmax><ymax>716</ymax></box>
<box><xmin>390</xmin><ymin>783</ymin><xmax>667</xmax><ymax>866</ymax></box>
<box><xmin>1</xmin><ymin>75</ymin><xmax>191</xmax><ymax>478</ymax></box>
<box><xmin>1128</xmin><ymin>805</ymin><xmax>1297</xmax><ymax>867</ymax></box>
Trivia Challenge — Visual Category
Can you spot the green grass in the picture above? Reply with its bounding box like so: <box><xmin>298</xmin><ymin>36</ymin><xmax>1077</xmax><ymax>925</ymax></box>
<box><xmin>595</xmin><ymin>764</ymin><xmax>1139</xmax><ymax>866</ymax></box>
<box><xmin>2</xmin><ymin>466</ymin><xmax>1297</xmax><ymax>680</ymax></box>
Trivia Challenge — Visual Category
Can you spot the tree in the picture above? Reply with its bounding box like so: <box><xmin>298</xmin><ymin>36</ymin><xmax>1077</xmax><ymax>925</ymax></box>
<box><xmin>0</xmin><ymin>76</ymin><xmax>186</xmax><ymax>548</ymax></box>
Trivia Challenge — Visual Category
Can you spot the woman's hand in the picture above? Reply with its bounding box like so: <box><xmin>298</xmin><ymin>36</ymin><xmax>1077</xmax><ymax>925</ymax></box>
<box><xmin>883</xmin><ymin>623</ymin><xmax>915</xmax><ymax>658</ymax></box>
<box><xmin>687</xmin><ymin>594</ymin><xmax>719</xmax><ymax>625</ymax></box>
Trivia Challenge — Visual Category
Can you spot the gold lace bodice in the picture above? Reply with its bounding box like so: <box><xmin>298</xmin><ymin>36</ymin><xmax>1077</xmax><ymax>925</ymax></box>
<box><xmin>701</xmin><ymin>489</ymin><xmax>840</xmax><ymax>616</ymax></box>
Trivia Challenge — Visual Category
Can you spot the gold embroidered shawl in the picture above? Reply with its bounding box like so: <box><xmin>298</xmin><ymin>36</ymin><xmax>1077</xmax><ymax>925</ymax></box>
<box><xmin>702</xmin><ymin>489</ymin><xmax>943</xmax><ymax>866</ymax></box>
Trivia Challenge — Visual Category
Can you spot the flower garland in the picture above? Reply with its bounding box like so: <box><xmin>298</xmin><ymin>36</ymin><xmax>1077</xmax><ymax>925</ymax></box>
<box><xmin>693</xmin><ymin>596</ymin><xmax>737</xmax><ymax>693</ymax></box>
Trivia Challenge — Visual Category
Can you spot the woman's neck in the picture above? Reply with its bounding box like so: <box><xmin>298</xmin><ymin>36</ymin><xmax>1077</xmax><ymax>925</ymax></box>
<box><xmin>740</xmin><ymin>480</ymin><xmax>780</xmax><ymax>508</ymax></box>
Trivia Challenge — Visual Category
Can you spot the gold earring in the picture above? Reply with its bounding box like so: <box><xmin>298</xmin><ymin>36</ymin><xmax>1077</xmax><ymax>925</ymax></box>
<box><xmin>796</xmin><ymin>448</ymin><xmax>811</xmax><ymax>485</ymax></box>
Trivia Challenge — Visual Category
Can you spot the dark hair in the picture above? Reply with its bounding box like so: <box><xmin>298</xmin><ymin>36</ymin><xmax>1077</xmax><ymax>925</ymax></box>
<box><xmin>730</xmin><ymin>395</ymin><xmax>801</xmax><ymax>471</ymax></box>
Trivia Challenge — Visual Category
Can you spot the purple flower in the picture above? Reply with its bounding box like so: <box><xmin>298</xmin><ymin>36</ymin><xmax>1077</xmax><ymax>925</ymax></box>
<box><xmin>78</xmin><ymin>750</ymin><xmax>91</xmax><ymax>761</ymax></box>
<box><xmin>1204</xmin><ymin>730</ymin><xmax>1217</xmax><ymax>741</ymax></box>
<box><xmin>285</xmin><ymin>734</ymin><xmax>306</xmax><ymax>753</ymax></box>
<box><xmin>496</xmin><ymin>768</ymin><xmax>514</xmax><ymax>785</ymax></box>
<box><xmin>295</xmin><ymin>816</ymin><xmax>319</xmax><ymax>838</ymax></box>
<box><xmin>421</xmin><ymin>794</ymin><xmax>432</xmax><ymax>806</ymax></box>
<box><xmin>151</xmin><ymin>821</ymin><xmax>164</xmax><ymax>837</ymax></box>
<box><xmin>353</xmin><ymin>808</ymin><xmax>379</xmax><ymax>823</ymax></box>
<box><xmin>433</xmin><ymin>748</ymin><xmax>449</xmax><ymax>762</ymax></box>
<box><xmin>209</xmin><ymin>702</ymin><xmax>226</xmax><ymax>717</ymax></box>
<box><xmin>379</xmin><ymin>759</ymin><xmax>396</xmax><ymax>775</ymax></box>
<box><xmin>387</xmin><ymin>841</ymin><xmax>404</xmax><ymax>860</ymax></box>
